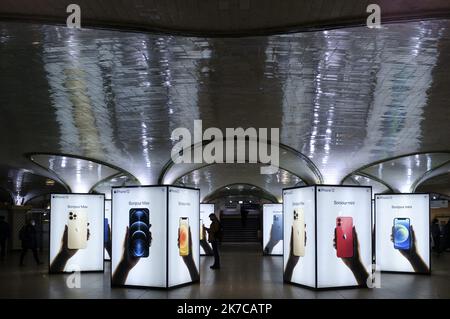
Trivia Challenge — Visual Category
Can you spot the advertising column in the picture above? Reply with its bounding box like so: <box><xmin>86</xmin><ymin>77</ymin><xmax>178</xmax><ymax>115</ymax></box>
<box><xmin>104</xmin><ymin>199</ymin><xmax>111</xmax><ymax>261</ymax></box>
<box><xmin>49</xmin><ymin>194</ymin><xmax>105</xmax><ymax>273</ymax></box>
<box><xmin>316</xmin><ymin>186</ymin><xmax>372</xmax><ymax>288</ymax></box>
<box><xmin>168</xmin><ymin>187</ymin><xmax>200</xmax><ymax>287</ymax></box>
<box><xmin>200</xmin><ymin>203</ymin><xmax>214</xmax><ymax>256</ymax></box>
<box><xmin>283</xmin><ymin>187</ymin><xmax>316</xmax><ymax>288</ymax></box>
<box><xmin>111</xmin><ymin>186</ymin><xmax>167</xmax><ymax>288</ymax></box>
<box><xmin>263</xmin><ymin>203</ymin><xmax>283</xmax><ymax>255</ymax></box>
<box><xmin>375</xmin><ymin>193</ymin><xmax>430</xmax><ymax>273</ymax></box>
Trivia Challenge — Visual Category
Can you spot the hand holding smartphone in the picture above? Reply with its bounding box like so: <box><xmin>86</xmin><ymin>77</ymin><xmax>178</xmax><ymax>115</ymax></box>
<box><xmin>393</xmin><ymin>218</ymin><xmax>411</xmax><ymax>250</ymax></box>
<box><xmin>336</xmin><ymin>216</ymin><xmax>353</xmax><ymax>258</ymax></box>
<box><xmin>68</xmin><ymin>211</ymin><xmax>88</xmax><ymax>250</ymax></box>
<box><xmin>293</xmin><ymin>209</ymin><xmax>305</xmax><ymax>257</ymax></box>
<box><xmin>129</xmin><ymin>208</ymin><xmax>150</xmax><ymax>258</ymax></box>
<box><xmin>272</xmin><ymin>213</ymin><xmax>282</xmax><ymax>242</ymax></box>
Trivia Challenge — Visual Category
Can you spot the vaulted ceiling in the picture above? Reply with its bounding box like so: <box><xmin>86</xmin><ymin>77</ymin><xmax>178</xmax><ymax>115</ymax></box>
<box><xmin>1</xmin><ymin>17</ymin><xmax>450</xmax><ymax>202</ymax></box>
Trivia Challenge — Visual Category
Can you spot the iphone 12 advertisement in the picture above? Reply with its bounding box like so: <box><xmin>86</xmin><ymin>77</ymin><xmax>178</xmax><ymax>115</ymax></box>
<box><xmin>283</xmin><ymin>186</ymin><xmax>372</xmax><ymax>289</ymax></box>
<box><xmin>104</xmin><ymin>200</ymin><xmax>111</xmax><ymax>260</ymax></box>
<box><xmin>111</xmin><ymin>187</ymin><xmax>167</xmax><ymax>288</ymax></box>
<box><xmin>283</xmin><ymin>187</ymin><xmax>316</xmax><ymax>288</ymax></box>
<box><xmin>263</xmin><ymin>204</ymin><xmax>283</xmax><ymax>255</ymax></box>
<box><xmin>200</xmin><ymin>204</ymin><xmax>214</xmax><ymax>255</ymax></box>
<box><xmin>168</xmin><ymin>187</ymin><xmax>200</xmax><ymax>287</ymax></box>
<box><xmin>49</xmin><ymin>194</ymin><xmax>104</xmax><ymax>273</ymax></box>
<box><xmin>316</xmin><ymin>186</ymin><xmax>372</xmax><ymax>288</ymax></box>
<box><xmin>375</xmin><ymin>194</ymin><xmax>430</xmax><ymax>273</ymax></box>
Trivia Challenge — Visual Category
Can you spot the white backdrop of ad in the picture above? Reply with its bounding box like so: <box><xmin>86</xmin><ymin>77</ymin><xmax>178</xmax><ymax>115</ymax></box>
<box><xmin>104</xmin><ymin>200</ymin><xmax>111</xmax><ymax>260</ymax></box>
<box><xmin>168</xmin><ymin>187</ymin><xmax>200</xmax><ymax>287</ymax></box>
<box><xmin>111</xmin><ymin>187</ymin><xmax>167</xmax><ymax>288</ymax></box>
<box><xmin>263</xmin><ymin>204</ymin><xmax>283</xmax><ymax>255</ymax></box>
<box><xmin>283</xmin><ymin>187</ymin><xmax>316</xmax><ymax>288</ymax></box>
<box><xmin>50</xmin><ymin>194</ymin><xmax>104</xmax><ymax>272</ymax></box>
<box><xmin>316</xmin><ymin>186</ymin><xmax>372</xmax><ymax>288</ymax></box>
<box><xmin>200</xmin><ymin>203</ymin><xmax>214</xmax><ymax>255</ymax></box>
<box><xmin>375</xmin><ymin>194</ymin><xmax>430</xmax><ymax>273</ymax></box>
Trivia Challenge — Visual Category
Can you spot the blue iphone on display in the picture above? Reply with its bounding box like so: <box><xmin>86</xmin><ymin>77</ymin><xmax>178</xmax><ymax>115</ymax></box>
<box><xmin>394</xmin><ymin>218</ymin><xmax>411</xmax><ymax>250</ymax></box>
<box><xmin>273</xmin><ymin>213</ymin><xmax>282</xmax><ymax>242</ymax></box>
<box><xmin>129</xmin><ymin>208</ymin><xmax>150</xmax><ymax>258</ymax></box>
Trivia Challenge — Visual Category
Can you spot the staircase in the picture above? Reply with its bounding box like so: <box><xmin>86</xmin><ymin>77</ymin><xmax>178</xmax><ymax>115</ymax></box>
<box><xmin>221</xmin><ymin>215</ymin><xmax>259</xmax><ymax>242</ymax></box>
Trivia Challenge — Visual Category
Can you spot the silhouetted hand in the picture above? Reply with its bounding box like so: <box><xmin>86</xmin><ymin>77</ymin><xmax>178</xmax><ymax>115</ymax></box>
<box><xmin>112</xmin><ymin>226</ymin><xmax>152</xmax><ymax>285</ymax></box>
<box><xmin>284</xmin><ymin>227</ymin><xmax>300</xmax><ymax>282</ymax></box>
<box><xmin>333</xmin><ymin>226</ymin><xmax>369</xmax><ymax>286</ymax></box>
<box><xmin>200</xmin><ymin>239</ymin><xmax>213</xmax><ymax>255</ymax></box>
<box><xmin>391</xmin><ymin>225</ymin><xmax>429</xmax><ymax>273</ymax></box>
<box><xmin>264</xmin><ymin>224</ymin><xmax>282</xmax><ymax>254</ymax></box>
<box><xmin>122</xmin><ymin>226</ymin><xmax>140</xmax><ymax>270</ymax></box>
<box><xmin>49</xmin><ymin>224</ymin><xmax>90</xmax><ymax>273</ymax></box>
<box><xmin>105</xmin><ymin>224</ymin><xmax>112</xmax><ymax>259</ymax></box>
<box><xmin>178</xmin><ymin>226</ymin><xmax>199</xmax><ymax>281</ymax></box>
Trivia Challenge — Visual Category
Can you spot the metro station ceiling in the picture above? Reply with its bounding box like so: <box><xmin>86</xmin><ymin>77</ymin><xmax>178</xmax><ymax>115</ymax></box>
<box><xmin>0</xmin><ymin>165</ymin><xmax>66</xmax><ymax>205</ymax></box>
<box><xmin>1</xmin><ymin>19</ymin><xmax>450</xmax><ymax>200</ymax></box>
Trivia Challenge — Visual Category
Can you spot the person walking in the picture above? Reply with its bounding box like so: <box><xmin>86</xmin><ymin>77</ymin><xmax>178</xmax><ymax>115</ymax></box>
<box><xmin>0</xmin><ymin>216</ymin><xmax>10</xmax><ymax>261</ymax></box>
<box><xmin>431</xmin><ymin>219</ymin><xmax>441</xmax><ymax>254</ymax></box>
<box><xmin>205</xmin><ymin>213</ymin><xmax>222</xmax><ymax>270</ymax></box>
<box><xmin>443</xmin><ymin>220</ymin><xmax>450</xmax><ymax>252</ymax></box>
<box><xmin>19</xmin><ymin>220</ymin><xmax>42</xmax><ymax>266</ymax></box>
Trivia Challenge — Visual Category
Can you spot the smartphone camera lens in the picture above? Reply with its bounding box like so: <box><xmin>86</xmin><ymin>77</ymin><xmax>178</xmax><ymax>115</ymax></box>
<box><xmin>69</xmin><ymin>212</ymin><xmax>73</xmax><ymax>215</ymax></box>
<box><xmin>69</xmin><ymin>216</ymin><xmax>73</xmax><ymax>220</ymax></box>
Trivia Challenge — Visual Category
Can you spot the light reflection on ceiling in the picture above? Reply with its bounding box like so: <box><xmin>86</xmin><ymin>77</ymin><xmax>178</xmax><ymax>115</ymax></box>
<box><xmin>92</xmin><ymin>173</ymin><xmax>140</xmax><ymax>199</ymax></box>
<box><xmin>345</xmin><ymin>152</ymin><xmax>450</xmax><ymax>193</ymax></box>
<box><xmin>176</xmin><ymin>163</ymin><xmax>303</xmax><ymax>201</ymax></box>
<box><xmin>0</xmin><ymin>165</ymin><xmax>66</xmax><ymax>205</ymax></box>
<box><xmin>0</xmin><ymin>20</ymin><xmax>450</xmax><ymax>201</ymax></box>
<box><xmin>29</xmin><ymin>154</ymin><xmax>124</xmax><ymax>193</ymax></box>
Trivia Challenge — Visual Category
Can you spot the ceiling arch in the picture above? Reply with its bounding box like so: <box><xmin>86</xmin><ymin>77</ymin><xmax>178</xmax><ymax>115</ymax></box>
<box><xmin>1</xmin><ymin>20</ymin><xmax>450</xmax><ymax>197</ymax></box>
<box><xmin>0</xmin><ymin>164</ymin><xmax>67</xmax><ymax>205</ymax></box>
<box><xmin>175</xmin><ymin>162</ymin><xmax>303</xmax><ymax>201</ymax></box>
<box><xmin>160</xmin><ymin>137</ymin><xmax>323</xmax><ymax>186</ymax></box>
<box><xmin>342</xmin><ymin>172</ymin><xmax>392</xmax><ymax>196</ymax></box>
<box><xmin>341</xmin><ymin>151</ymin><xmax>450</xmax><ymax>193</ymax></box>
<box><xmin>90</xmin><ymin>172</ymin><xmax>140</xmax><ymax>199</ymax></box>
<box><xmin>28</xmin><ymin>152</ymin><xmax>139</xmax><ymax>193</ymax></box>
<box><xmin>202</xmin><ymin>183</ymin><xmax>279</xmax><ymax>203</ymax></box>
<box><xmin>415</xmin><ymin>172</ymin><xmax>450</xmax><ymax>196</ymax></box>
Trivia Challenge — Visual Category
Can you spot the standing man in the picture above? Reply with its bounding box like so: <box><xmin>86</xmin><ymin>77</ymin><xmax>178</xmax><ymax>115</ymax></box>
<box><xmin>431</xmin><ymin>219</ymin><xmax>441</xmax><ymax>254</ymax></box>
<box><xmin>206</xmin><ymin>212</ymin><xmax>222</xmax><ymax>270</ymax></box>
<box><xmin>19</xmin><ymin>219</ymin><xmax>42</xmax><ymax>266</ymax></box>
<box><xmin>0</xmin><ymin>216</ymin><xmax>10</xmax><ymax>261</ymax></box>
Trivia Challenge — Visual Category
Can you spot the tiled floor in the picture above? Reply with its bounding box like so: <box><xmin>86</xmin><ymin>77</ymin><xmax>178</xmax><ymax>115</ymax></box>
<box><xmin>1</xmin><ymin>243</ymin><xmax>449</xmax><ymax>299</ymax></box>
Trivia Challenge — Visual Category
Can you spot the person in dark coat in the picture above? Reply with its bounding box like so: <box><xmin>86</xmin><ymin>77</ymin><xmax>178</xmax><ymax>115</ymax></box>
<box><xmin>443</xmin><ymin>220</ymin><xmax>450</xmax><ymax>252</ymax></box>
<box><xmin>205</xmin><ymin>213</ymin><xmax>222</xmax><ymax>269</ymax></box>
<box><xmin>0</xmin><ymin>216</ymin><xmax>10</xmax><ymax>260</ymax></box>
<box><xmin>19</xmin><ymin>220</ymin><xmax>42</xmax><ymax>266</ymax></box>
<box><xmin>431</xmin><ymin>219</ymin><xmax>441</xmax><ymax>254</ymax></box>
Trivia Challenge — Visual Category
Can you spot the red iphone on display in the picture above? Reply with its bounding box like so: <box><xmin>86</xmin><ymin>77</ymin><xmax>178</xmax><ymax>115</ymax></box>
<box><xmin>336</xmin><ymin>217</ymin><xmax>353</xmax><ymax>258</ymax></box>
